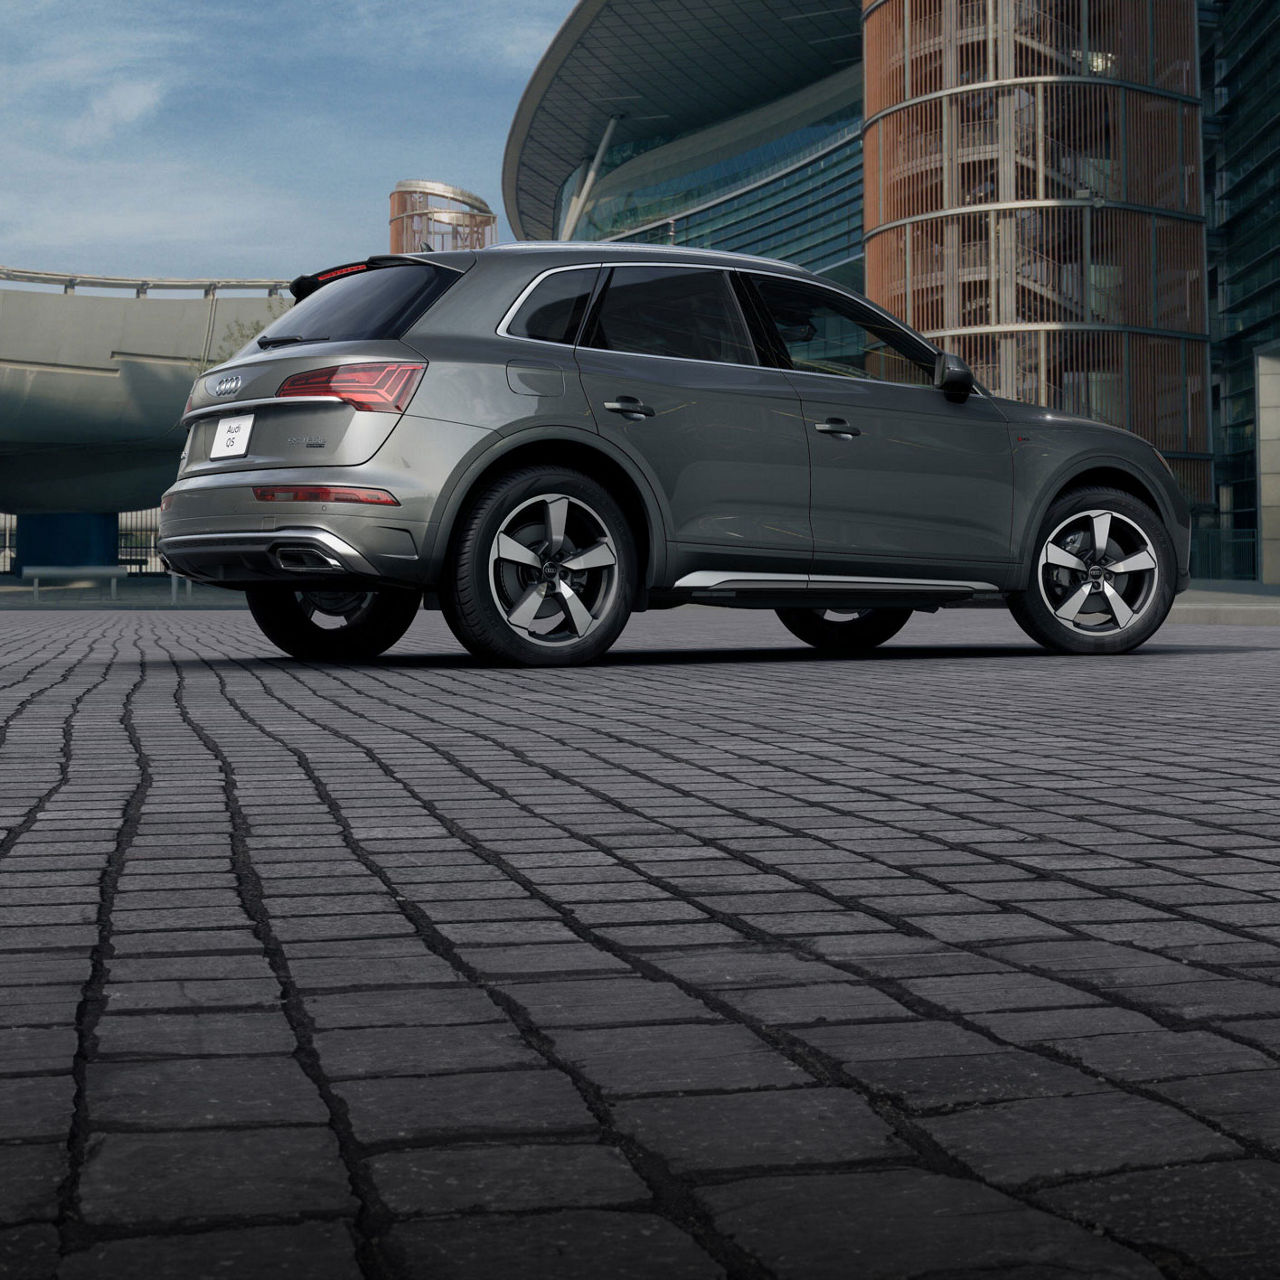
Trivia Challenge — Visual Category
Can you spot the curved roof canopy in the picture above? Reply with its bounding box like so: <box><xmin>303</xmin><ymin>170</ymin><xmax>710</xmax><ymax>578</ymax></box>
<box><xmin>503</xmin><ymin>0</ymin><xmax>863</xmax><ymax>241</ymax></box>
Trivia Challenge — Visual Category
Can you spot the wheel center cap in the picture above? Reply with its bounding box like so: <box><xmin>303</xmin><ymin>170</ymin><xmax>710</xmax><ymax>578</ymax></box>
<box><xmin>542</xmin><ymin>561</ymin><xmax>561</xmax><ymax>582</ymax></box>
<box><xmin>1088</xmin><ymin>565</ymin><xmax>1104</xmax><ymax>581</ymax></box>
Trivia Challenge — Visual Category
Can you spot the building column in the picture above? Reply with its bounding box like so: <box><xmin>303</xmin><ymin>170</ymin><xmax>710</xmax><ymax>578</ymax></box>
<box><xmin>1256</xmin><ymin>345</ymin><xmax>1280</xmax><ymax>585</ymax></box>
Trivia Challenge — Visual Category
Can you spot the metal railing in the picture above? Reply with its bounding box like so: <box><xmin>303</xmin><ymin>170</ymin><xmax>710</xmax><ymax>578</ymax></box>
<box><xmin>0</xmin><ymin>265</ymin><xmax>289</xmax><ymax>298</ymax></box>
<box><xmin>1190</xmin><ymin>529</ymin><xmax>1258</xmax><ymax>580</ymax></box>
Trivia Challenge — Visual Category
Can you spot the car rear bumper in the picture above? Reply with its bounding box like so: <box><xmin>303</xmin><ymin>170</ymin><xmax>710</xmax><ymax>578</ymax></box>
<box><xmin>157</xmin><ymin>526</ymin><xmax>390</xmax><ymax>587</ymax></box>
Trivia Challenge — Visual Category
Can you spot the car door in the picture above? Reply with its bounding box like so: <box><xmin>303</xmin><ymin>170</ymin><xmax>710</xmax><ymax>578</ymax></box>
<box><xmin>574</xmin><ymin>264</ymin><xmax>811</xmax><ymax>577</ymax></box>
<box><xmin>742</xmin><ymin>271</ymin><xmax>1015</xmax><ymax>578</ymax></box>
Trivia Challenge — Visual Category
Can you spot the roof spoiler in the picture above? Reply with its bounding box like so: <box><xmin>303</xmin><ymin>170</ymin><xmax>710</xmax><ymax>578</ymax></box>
<box><xmin>288</xmin><ymin>254</ymin><xmax>432</xmax><ymax>302</ymax></box>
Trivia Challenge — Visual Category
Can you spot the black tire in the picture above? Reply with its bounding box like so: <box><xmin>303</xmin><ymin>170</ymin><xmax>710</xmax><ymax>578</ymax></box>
<box><xmin>1008</xmin><ymin>485</ymin><xmax>1175</xmax><ymax>655</ymax></box>
<box><xmin>439</xmin><ymin>466</ymin><xmax>637</xmax><ymax>666</ymax></box>
<box><xmin>245</xmin><ymin>585</ymin><xmax>421</xmax><ymax>660</ymax></box>
<box><xmin>776</xmin><ymin>606</ymin><xmax>912</xmax><ymax>653</ymax></box>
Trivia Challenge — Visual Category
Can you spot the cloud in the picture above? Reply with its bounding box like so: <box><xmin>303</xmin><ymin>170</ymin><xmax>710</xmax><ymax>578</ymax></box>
<box><xmin>65</xmin><ymin>79</ymin><xmax>167</xmax><ymax>146</ymax></box>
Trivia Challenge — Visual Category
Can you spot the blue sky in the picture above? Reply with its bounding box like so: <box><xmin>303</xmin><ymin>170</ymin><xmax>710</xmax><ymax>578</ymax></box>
<box><xmin>0</xmin><ymin>0</ymin><xmax>573</xmax><ymax>280</ymax></box>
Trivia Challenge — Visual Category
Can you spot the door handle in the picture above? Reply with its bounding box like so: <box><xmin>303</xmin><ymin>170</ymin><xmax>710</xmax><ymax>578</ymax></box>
<box><xmin>814</xmin><ymin>417</ymin><xmax>860</xmax><ymax>437</ymax></box>
<box><xmin>603</xmin><ymin>397</ymin><xmax>656</xmax><ymax>420</ymax></box>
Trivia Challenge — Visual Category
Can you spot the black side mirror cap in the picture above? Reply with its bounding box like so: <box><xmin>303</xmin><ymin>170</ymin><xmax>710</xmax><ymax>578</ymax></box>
<box><xmin>934</xmin><ymin>351</ymin><xmax>975</xmax><ymax>403</ymax></box>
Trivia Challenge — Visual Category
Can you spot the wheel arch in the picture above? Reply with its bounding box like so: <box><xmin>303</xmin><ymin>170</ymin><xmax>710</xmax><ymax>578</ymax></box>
<box><xmin>423</xmin><ymin>427</ymin><xmax>668</xmax><ymax>596</ymax></box>
<box><xmin>1012</xmin><ymin>458</ymin><xmax>1180</xmax><ymax>590</ymax></box>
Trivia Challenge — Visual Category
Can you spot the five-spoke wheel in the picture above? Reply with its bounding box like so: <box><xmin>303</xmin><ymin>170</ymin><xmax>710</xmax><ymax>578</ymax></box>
<box><xmin>441</xmin><ymin>466</ymin><xmax>636</xmax><ymax>665</ymax></box>
<box><xmin>1009</xmin><ymin>486</ymin><xmax>1175</xmax><ymax>654</ymax></box>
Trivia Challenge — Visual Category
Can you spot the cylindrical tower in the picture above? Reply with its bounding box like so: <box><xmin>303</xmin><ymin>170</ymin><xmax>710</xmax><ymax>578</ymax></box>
<box><xmin>861</xmin><ymin>0</ymin><xmax>1210</xmax><ymax>502</ymax></box>
<box><xmin>389</xmin><ymin>181</ymin><xmax>497</xmax><ymax>254</ymax></box>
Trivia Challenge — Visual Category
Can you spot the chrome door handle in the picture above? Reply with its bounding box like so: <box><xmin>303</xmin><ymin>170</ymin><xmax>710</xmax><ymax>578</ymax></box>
<box><xmin>814</xmin><ymin>417</ymin><xmax>860</xmax><ymax>437</ymax></box>
<box><xmin>603</xmin><ymin>397</ymin><xmax>655</xmax><ymax>420</ymax></box>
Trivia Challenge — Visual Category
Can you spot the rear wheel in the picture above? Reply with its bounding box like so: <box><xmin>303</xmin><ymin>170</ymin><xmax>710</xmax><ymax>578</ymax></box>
<box><xmin>440</xmin><ymin>466</ymin><xmax>636</xmax><ymax>666</ymax></box>
<box><xmin>776</xmin><ymin>607</ymin><xmax>912</xmax><ymax>653</ymax></box>
<box><xmin>245</xmin><ymin>585</ymin><xmax>421</xmax><ymax>660</ymax></box>
<box><xmin>1008</xmin><ymin>486</ymin><xmax>1175</xmax><ymax>655</ymax></box>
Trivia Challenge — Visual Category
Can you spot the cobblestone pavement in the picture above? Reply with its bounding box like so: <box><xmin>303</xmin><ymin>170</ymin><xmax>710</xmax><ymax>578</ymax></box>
<box><xmin>3</xmin><ymin>606</ymin><xmax>1280</xmax><ymax>1280</ymax></box>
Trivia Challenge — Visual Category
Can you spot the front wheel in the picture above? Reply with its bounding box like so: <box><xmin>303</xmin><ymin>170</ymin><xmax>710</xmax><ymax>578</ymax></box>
<box><xmin>776</xmin><ymin>607</ymin><xmax>912</xmax><ymax>653</ymax></box>
<box><xmin>1008</xmin><ymin>486</ymin><xmax>1175</xmax><ymax>655</ymax></box>
<box><xmin>245</xmin><ymin>586</ymin><xmax>421</xmax><ymax>660</ymax></box>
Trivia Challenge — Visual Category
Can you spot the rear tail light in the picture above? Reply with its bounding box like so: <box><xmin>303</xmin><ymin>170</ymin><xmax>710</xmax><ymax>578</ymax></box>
<box><xmin>275</xmin><ymin>362</ymin><xmax>425</xmax><ymax>413</ymax></box>
<box><xmin>252</xmin><ymin>485</ymin><xmax>400</xmax><ymax>506</ymax></box>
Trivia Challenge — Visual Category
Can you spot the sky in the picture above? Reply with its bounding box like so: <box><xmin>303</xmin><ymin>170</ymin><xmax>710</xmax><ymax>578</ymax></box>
<box><xmin>0</xmin><ymin>0</ymin><xmax>574</xmax><ymax>281</ymax></box>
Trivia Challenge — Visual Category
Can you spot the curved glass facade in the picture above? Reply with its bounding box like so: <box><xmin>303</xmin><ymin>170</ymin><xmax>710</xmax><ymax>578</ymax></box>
<box><xmin>862</xmin><ymin>0</ymin><xmax>1211</xmax><ymax>506</ymax></box>
<box><xmin>565</xmin><ymin>68</ymin><xmax>866</xmax><ymax>283</ymax></box>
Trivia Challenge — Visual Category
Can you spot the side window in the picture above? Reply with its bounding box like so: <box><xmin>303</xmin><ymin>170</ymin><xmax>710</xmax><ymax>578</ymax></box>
<box><xmin>582</xmin><ymin>266</ymin><xmax>756</xmax><ymax>365</ymax></box>
<box><xmin>749</xmin><ymin>276</ymin><xmax>934</xmax><ymax>387</ymax></box>
<box><xmin>505</xmin><ymin>267</ymin><xmax>598</xmax><ymax>344</ymax></box>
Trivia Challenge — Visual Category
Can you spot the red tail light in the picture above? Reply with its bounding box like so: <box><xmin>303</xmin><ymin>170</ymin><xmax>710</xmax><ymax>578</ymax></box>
<box><xmin>252</xmin><ymin>485</ymin><xmax>400</xmax><ymax>506</ymax></box>
<box><xmin>275</xmin><ymin>362</ymin><xmax>425</xmax><ymax>413</ymax></box>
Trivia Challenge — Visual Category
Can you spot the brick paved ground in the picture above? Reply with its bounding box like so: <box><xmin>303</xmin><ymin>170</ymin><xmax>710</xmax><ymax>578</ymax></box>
<box><xmin>3</xmin><ymin>605</ymin><xmax>1280</xmax><ymax>1279</ymax></box>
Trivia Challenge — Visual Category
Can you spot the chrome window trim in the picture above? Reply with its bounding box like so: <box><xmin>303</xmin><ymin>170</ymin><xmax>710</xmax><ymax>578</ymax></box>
<box><xmin>674</xmin><ymin>570</ymin><xmax>1000</xmax><ymax>591</ymax></box>
<box><xmin>495</xmin><ymin>263</ymin><xmax>603</xmax><ymax>345</ymax></box>
<box><xmin>497</xmin><ymin>261</ymin><xmax>765</xmax><ymax>368</ymax></box>
<box><xmin>493</xmin><ymin>258</ymin><xmax>983</xmax><ymax>391</ymax></box>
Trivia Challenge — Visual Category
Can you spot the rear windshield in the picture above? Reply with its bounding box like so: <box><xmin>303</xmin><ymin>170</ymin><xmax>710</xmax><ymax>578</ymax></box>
<box><xmin>251</xmin><ymin>262</ymin><xmax>457</xmax><ymax>350</ymax></box>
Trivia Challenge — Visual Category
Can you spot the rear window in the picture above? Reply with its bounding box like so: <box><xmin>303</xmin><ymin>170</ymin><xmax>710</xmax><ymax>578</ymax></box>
<box><xmin>505</xmin><ymin>267</ymin><xmax>598</xmax><ymax>344</ymax></box>
<box><xmin>252</xmin><ymin>263</ymin><xmax>456</xmax><ymax>350</ymax></box>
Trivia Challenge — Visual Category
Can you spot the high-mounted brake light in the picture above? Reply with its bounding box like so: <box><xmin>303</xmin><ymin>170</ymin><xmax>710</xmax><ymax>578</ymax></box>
<box><xmin>315</xmin><ymin>263</ymin><xmax>370</xmax><ymax>282</ymax></box>
<box><xmin>252</xmin><ymin>485</ymin><xmax>400</xmax><ymax>506</ymax></box>
<box><xmin>275</xmin><ymin>362</ymin><xmax>425</xmax><ymax>413</ymax></box>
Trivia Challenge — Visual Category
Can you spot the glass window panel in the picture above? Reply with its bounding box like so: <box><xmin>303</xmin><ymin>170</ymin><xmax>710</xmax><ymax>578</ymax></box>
<box><xmin>583</xmin><ymin>267</ymin><xmax>756</xmax><ymax>365</ymax></box>
<box><xmin>750</xmin><ymin>275</ymin><xmax>934</xmax><ymax>385</ymax></box>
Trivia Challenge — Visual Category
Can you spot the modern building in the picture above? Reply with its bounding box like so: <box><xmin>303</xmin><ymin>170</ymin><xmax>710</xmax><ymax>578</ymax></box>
<box><xmin>1200</xmin><ymin>0</ymin><xmax>1280</xmax><ymax>577</ymax></box>
<box><xmin>503</xmin><ymin>1</ymin><xmax>867</xmax><ymax>285</ymax></box>
<box><xmin>506</xmin><ymin>0</ymin><xmax>1278</xmax><ymax>581</ymax></box>
<box><xmin>0</xmin><ymin>268</ymin><xmax>286</xmax><ymax>572</ymax></box>
<box><xmin>862</xmin><ymin>0</ymin><xmax>1208</xmax><ymax>514</ymax></box>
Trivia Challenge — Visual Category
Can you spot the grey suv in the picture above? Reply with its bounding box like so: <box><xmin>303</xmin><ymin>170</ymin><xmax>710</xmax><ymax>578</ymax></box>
<box><xmin>158</xmin><ymin>243</ymin><xmax>1190</xmax><ymax>665</ymax></box>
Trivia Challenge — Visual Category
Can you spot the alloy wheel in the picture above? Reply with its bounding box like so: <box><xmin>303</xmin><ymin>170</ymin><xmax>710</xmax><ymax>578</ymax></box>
<box><xmin>1037</xmin><ymin>507</ymin><xmax>1160</xmax><ymax>636</ymax></box>
<box><xmin>486</xmin><ymin>493</ymin><xmax>619</xmax><ymax>647</ymax></box>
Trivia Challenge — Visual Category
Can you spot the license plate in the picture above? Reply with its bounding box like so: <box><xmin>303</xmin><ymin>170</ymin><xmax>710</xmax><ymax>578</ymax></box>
<box><xmin>210</xmin><ymin>413</ymin><xmax>253</xmax><ymax>459</ymax></box>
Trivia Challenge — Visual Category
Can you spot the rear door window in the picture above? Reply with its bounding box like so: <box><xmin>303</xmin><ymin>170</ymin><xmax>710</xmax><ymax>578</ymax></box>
<box><xmin>581</xmin><ymin>266</ymin><xmax>756</xmax><ymax>365</ymax></box>
<box><xmin>254</xmin><ymin>263</ymin><xmax>457</xmax><ymax>349</ymax></box>
<box><xmin>505</xmin><ymin>267</ymin><xmax>599</xmax><ymax>344</ymax></box>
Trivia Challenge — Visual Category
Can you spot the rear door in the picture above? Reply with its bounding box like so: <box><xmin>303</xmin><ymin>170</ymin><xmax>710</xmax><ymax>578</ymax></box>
<box><xmin>742</xmin><ymin>272</ymin><xmax>1015</xmax><ymax>577</ymax></box>
<box><xmin>574</xmin><ymin>264</ymin><xmax>811</xmax><ymax>575</ymax></box>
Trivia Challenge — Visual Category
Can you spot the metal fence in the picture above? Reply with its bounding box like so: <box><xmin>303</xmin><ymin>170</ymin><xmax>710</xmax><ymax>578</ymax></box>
<box><xmin>0</xmin><ymin>512</ymin><xmax>13</xmax><ymax>574</ymax></box>
<box><xmin>117</xmin><ymin>508</ymin><xmax>165</xmax><ymax>574</ymax></box>
<box><xmin>1190</xmin><ymin>528</ymin><xmax>1258</xmax><ymax>580</ymax></box>
<box><xmin>0</xmin><ymin>509</ymin><xmax>166</xmax><ymax>575</ymax></box>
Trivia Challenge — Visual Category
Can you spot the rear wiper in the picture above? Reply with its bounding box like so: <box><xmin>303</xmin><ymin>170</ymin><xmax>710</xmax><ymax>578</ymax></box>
<box><xmin>257</xmin><ymin>334</ymin><xmax>326</xmax><ymax>349</ymax></box>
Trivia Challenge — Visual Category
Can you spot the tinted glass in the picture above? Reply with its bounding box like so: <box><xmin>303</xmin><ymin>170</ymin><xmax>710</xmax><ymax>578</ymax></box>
<box><xmin>584</xmin><ymin>266</ymin><xmax>756</xmax><ymax>365</ymax></box>
<box><xmin>253</xmin><ymin>264</ymin><xmax>455</xmax><ymax>349</ymax></box>
<box><xmin>506</xmin><ymin>267</ymin><xmax>598</xmax><ymax>344</ymax></box>
<box><xmin>751</xmin><ymin>276</ymin><xmax>933</xmax><ymax>386</ymax></box>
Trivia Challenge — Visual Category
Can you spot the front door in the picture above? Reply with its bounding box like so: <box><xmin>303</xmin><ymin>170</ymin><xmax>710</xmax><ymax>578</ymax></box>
<box><xmin>575</xmin><ymin>264</ymin><xmax>811</xmax><ymax>576</ymax></box>
<box><xmin>743</xmin><ymin>272</ymin><xmax>1015</xmax><ymax>578</ymax></box>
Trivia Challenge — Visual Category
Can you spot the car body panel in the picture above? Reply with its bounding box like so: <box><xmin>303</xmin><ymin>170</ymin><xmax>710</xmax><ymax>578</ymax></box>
<box><xmin>792</xmin><ymin>373</ymin><xmax>1016</xmax><ymax>575</ymax></box>
<box><xmin>576</xmin><ymin>345</ymin><xmax>812</xmax><ymax>571</ymax></box>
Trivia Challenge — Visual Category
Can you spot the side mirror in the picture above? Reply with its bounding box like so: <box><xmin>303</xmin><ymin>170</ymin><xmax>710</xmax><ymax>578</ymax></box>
<box><xmin>934</xmin><ymin>351</ymin><xmax>975</xmax><ymax>403</ymax></box>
